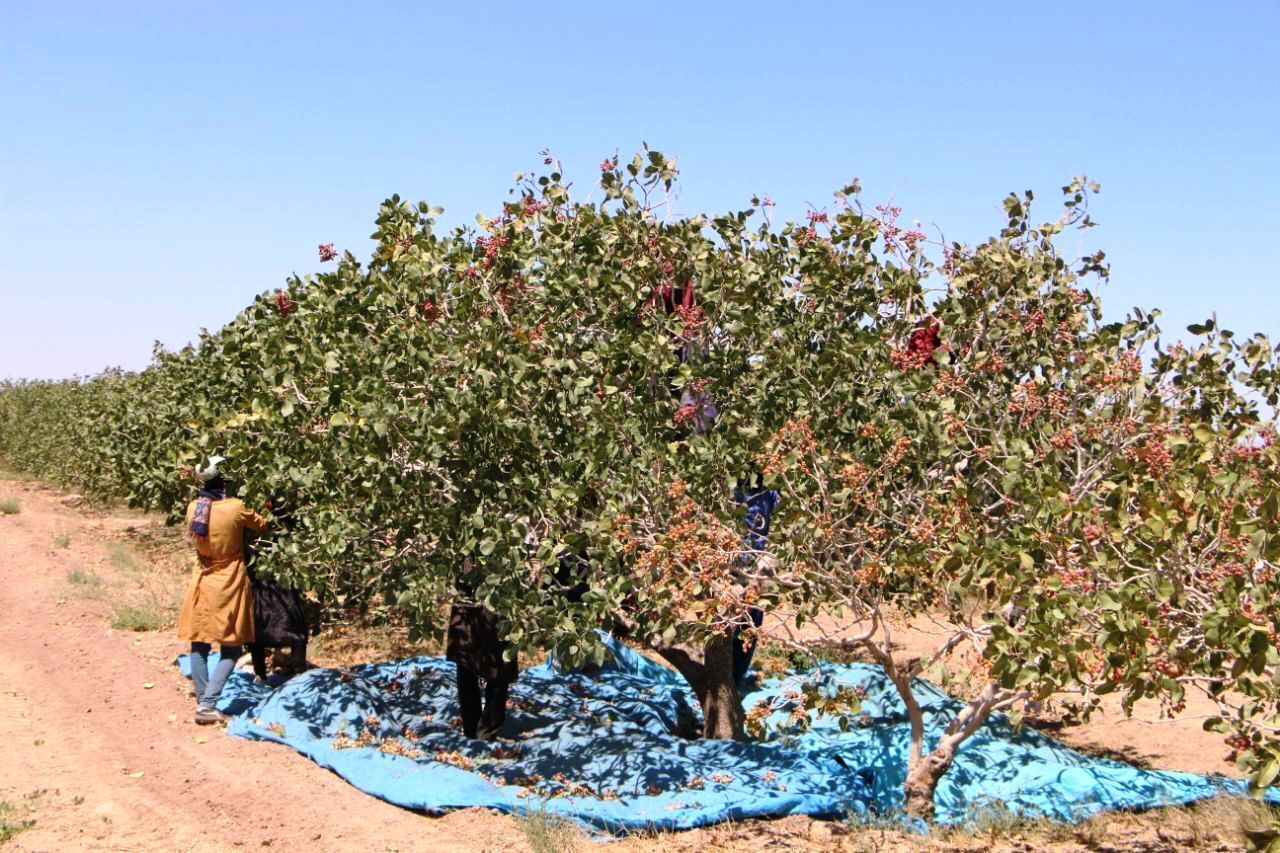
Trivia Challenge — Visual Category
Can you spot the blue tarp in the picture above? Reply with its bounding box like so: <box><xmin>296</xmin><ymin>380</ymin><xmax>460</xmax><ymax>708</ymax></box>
<box><xmin>179</xmin><ymin>638</ymin><xmax>1267</xmax><ymax>833</ymax></box>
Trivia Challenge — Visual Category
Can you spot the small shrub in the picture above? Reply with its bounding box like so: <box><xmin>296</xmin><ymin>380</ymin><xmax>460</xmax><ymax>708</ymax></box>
<box><xmin>517</xmin><ymin>808</ymin><xmax>580</xmax><ymax>853</ymax></box>
<box><xmin>0</xmin><ymin>497</ymin><xmax>20</xmax><ymax>515</ymax></box>
<box><xmin>107</xmin><ymin>542</ymin><xmax>139</xmax><ymax>574</ymax></box>
<box><xmin>66</xmin><ymin>569</ymin><xmax>106</xmax><ymax>598</ymax></box>
<box><xmin>53</xmin><ymin>533</ymin><xmax>71</xmax><ymax>548</ymax></box>
<box><xmin>111</xmin><ymin>604</ymin><xmax>165</xmax><ymax>632</ymax></box>
<box><xmin>0</xmin><ymin>800</ymin><xmax>35</xmax><ymax>843</ymax></box>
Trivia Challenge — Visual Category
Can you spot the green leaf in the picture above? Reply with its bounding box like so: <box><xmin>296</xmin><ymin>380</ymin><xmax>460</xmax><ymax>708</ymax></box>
<box><xmin>1256</xmin><ymin>757</ymin><xmax>1280</xmax><ymax>791</ymax></box>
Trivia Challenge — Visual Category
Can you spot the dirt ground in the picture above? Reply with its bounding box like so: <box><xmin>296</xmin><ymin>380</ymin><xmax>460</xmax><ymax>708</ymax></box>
<box><xmin>0</xmin><ymin>478</ymin><xmax>1268</xmax><ymax>851</ymax></box>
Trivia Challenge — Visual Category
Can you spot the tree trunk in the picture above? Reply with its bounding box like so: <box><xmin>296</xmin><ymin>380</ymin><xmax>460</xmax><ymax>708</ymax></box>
<box><xmin>700</xmin><ymin>634</ymin><xmax>745</xmax><ymax>739</ymax></box>
<box><xmin>859</xmin><ymin>633</ymin><xmax>1011</xmax><ymax>821</ymax></box>
<box><xmin>897</xmin><ymin>680</ymin><xmax>1016</xmax><ymax>820</ymax></box>
<box><xmin>854</xmin><ymin>620</ymin><xmax>1030</xmax><ymax>822</ymax></box>
<box><xmin>902</xmin><ymin>746</ymin><xmax>954</xmax><ymax>819</ymax></box>
<box><xmin>657</xmin><ymin>636</ymin><xmax>746</xmax><ymax>740</ymax></box>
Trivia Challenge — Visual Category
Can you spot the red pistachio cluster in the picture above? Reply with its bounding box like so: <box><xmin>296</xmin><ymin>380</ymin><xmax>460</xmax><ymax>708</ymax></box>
<box><xmin>760</xmin><ymin>417</ymin><xmax>818</xmax><ymax>476</ymax></box>
<box><xmin>891</xmin><ymin>320</ymin><xmax>943</xmax><ymax>370</ymax></box>
<box><xmin>1049</xmin><ymin>427</ymin><xmax>1076</xmax><ymax>450</ymax></box>
<box><xmin>418</xmin><ymin>300</ymin><xmax>441</xmax><ymax>324</ymax></box>
<box><xmin>475</xmin><ymin>234</ymin><xmax>510</xmax><ymax>269</ymax></box>
<box><xmin>1088</xmin><ymin>350</ymin><xmax>1143</xmax><ymax>390</ymax></box>
<box><xmin>1138</xmin><ymin>438</ymin><xmax>1173</xmax><ymax>478</ymax></box>
<box><xmin>942</xmin><ymin>245</ymin><xmax>959</xmax><ymax>276</ymax></box>
<box><xmin>673</xmin><ymin>404</ymin><xmax>698</xmax><ymax>427</ymax></box>
<box><xmin>275</xmin><ymin>290</ymin><xmax>296</xmax><ymax>316</ymax></box>
<box><xmin>1224</xmin><ymin>733</ymin><xmax>1253</xmax><ymax>758</ymax></box>
<box><xmin>899</xmin><ymin>229</ymin><xmax>926</xmax><ymax>251</ymax></box>
<box><xmin>675</xmin><ymin>304</ymin><xmax>706</xmax><ymax>339</ymax></box>
<box><xmin>875</xmin><ymin>204</ymin><xmax>902</xmax><ymax>243</ymax></box>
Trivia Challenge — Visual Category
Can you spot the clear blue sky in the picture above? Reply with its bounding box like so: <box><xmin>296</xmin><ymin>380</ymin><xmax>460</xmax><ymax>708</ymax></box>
<box><xmin>2</xmin><ymin>1</ymin><xmax>1277</xmax><ymax>380</ymax></box>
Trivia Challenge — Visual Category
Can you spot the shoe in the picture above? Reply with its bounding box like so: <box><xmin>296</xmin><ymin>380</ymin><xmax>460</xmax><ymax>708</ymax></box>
<box><xmin>194</xmin><ymin>706</ymin><xmax>229</xmax><ymax>725</ymax></box>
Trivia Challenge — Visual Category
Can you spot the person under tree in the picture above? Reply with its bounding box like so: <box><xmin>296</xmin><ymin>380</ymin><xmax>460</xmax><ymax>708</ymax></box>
<box><xmin>177</xmin><ymin>455</ymin><xmax>270</xmax><ymax>724</ymax></box>
<box><xmin>445</xmin><ymin>571</ymin><xmax>517</xmax><ymax>740</ymax></box>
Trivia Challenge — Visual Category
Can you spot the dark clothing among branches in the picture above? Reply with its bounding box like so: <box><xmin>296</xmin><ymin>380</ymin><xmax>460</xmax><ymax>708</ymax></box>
<box><xmin>446</xmin><ymin>601</ymin><xmax>518</xmax><ymax>739</ymax></box>
<box><xmin>455</xmin><ymin>664</ymin><xmax>511</xmax><ymax>740</ymax></box>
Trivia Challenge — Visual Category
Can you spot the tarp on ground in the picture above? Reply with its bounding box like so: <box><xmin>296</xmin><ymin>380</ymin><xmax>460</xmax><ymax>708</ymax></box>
<box><xmin>179</xmin><ymin>638</ymin><xmax>1267</xmax><ymax>833</ymax></box>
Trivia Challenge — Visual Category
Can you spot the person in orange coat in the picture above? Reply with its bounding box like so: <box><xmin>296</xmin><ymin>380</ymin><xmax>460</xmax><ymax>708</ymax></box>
<box><xmin>177</xmin><ymin>456</ymin><xmax>270</xmax><ymax>724</ymax></box>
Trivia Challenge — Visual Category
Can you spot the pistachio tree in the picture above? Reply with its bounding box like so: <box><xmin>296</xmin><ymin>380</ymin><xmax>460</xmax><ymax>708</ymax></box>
<box><xmin>3</xmin><ymin>153</ymin><xmax>1279</xmax><ymax>819</ymax></box>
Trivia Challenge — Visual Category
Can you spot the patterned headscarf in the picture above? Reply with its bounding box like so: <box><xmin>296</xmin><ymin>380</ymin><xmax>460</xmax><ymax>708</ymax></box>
<box><xmin>190</xmin><ymin>459</ymin><xmax>228</xmax><ymax>538</ymax></box>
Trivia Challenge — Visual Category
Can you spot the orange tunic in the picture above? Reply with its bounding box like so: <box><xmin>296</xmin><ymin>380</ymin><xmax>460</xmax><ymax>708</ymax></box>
<box><xmin>177</xmin><ymin>498</ymin><xmax>270</xmax><ymax>645</ymax></box>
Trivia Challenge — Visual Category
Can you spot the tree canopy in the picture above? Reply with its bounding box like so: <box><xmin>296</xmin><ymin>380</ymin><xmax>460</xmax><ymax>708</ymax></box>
<box><xmin>5</xmin><ymin>150</ymin><xmax>1280</xmax><ymax>814</ymax></box>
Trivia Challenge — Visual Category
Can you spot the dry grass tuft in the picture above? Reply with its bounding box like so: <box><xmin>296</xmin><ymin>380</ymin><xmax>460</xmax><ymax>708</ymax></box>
<box><xmin>517</xmin><ymin>808</ymin><xmax>583</xmax><ymax>853</ymax></box>
<box><xmin>66</xmin><ymin>567</ymin><xmax>107</xmax><ymax>599</ymax></box>
<box><xmin>0</xmin><ymin>791</ymin><xmax>45</xmax><ymax>843</ymax></box>
<box><xmin>111</xmin><ymin>603</ymin><xmax>167</xmax><ymax>632</ymax></box>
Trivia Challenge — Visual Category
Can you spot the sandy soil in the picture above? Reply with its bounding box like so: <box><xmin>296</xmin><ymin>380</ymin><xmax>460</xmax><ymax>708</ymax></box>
<box><xmin>0</xmin><ymin>480</ymin><xmax>519</xmax><ymax>852</ymax></box>
<box><xmin>0</xmin><ymin>478</ymin><xmax>1259</xmax><ymax>851</ymax></box>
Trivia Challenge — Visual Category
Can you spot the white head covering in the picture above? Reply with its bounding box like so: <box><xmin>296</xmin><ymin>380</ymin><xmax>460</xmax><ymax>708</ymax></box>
<box><xmin>194</xmin><ymin>455</ymin><xmax>226</xmax><ymax>484</ymax></box>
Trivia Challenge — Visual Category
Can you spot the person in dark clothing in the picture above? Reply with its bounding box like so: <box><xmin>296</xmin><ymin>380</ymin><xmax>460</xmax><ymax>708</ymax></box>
<box><xmin>446</xmin><ymin>594</ymin><xmax>518</xmax><ymax>740</ymax></box>
<box><xmin>243</xmin><ymin>499</ymin><xmax>309</xmax><ymax>681</ymax></box>
<box><xmin>245</xmin><ymin>571</ymin><xmax>309</xmax><ymax>680</ymax></box>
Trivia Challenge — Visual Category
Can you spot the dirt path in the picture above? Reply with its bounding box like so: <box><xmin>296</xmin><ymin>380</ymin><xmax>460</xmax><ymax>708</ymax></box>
<box><xmin>0</xmin><ymin>481</ymin><xmax>520</xmax><ymax>852</ymax></box>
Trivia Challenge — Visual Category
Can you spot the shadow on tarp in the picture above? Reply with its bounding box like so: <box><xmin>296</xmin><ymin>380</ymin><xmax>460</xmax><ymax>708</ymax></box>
<box><xmin>176</xmin><ymin>639</ymin><xmax>1274</xmax><ymax>834</ymax></box>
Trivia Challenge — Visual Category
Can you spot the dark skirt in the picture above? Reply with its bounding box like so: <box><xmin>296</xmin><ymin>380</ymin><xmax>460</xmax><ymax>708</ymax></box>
<box><xmin>249</xmin><ymin>573</ymin><xmax>308</xmax><ymax>646</ymax></box>
<box><xmin>243</xmin><ymin>532</ymin><xmax>308</xmax><ymax>647</ymax></box>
